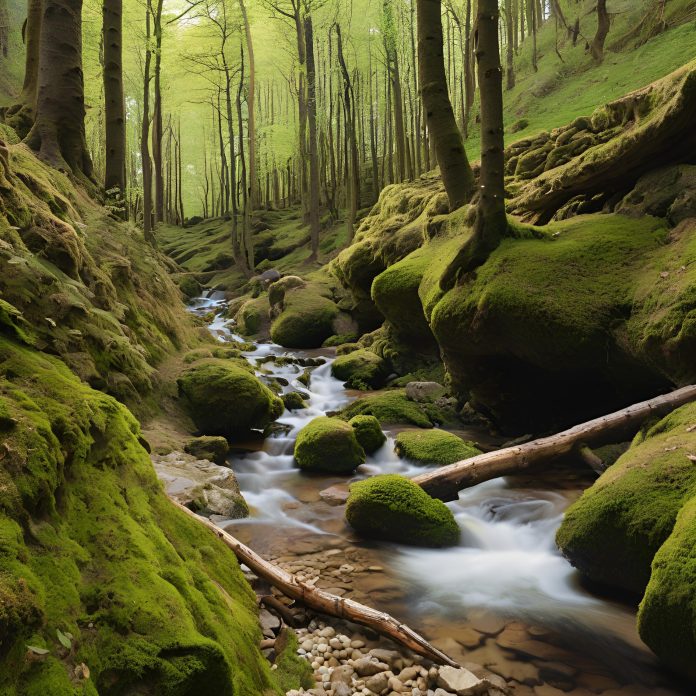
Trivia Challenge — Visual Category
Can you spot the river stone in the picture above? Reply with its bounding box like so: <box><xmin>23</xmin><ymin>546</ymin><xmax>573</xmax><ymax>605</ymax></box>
<box><xmin>365</xmin><ymin>672</ymin><xmax>389</xmax><ymax>693</ymax></box>
<box><xmin>330</xmin><ymin>665</ymin><xmax>354</xmax><ymax>686</ymax></box>
<box><xmin>369</xmin><ymin>648</ymin><xmax>402</xmax><ymax>669</ymax></box>
<box><xmin>354</xmin><ymin>657</ymin><xmax>389</xmax><ymax>677</ymax></box>
<box><xmin>332</xmin><ymin>683</ymin><xmax>352</xmax><ymax>696</ymax></box>
<box><xmin>152</xmin><ymin>452</ymin><xmax>248</xmax><ymax>518</ymax></box>
<box><xmin>405</xmin><ymin>381</ymin><xmax>447</xmax><ymax>403</ymax></box>
<box><xmin>437</xmin><ymin>666</ymin><xmax>488</xmax><ymax>696</ymax></box>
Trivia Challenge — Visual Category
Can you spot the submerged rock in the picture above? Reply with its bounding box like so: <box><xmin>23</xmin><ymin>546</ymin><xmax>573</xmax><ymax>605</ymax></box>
<box><xmin>394</xmin><ymin>429</ymin><xmax>480</xmax><ymax>466</ymax></box>
<box><xmin>153</xmin><ymin>451</ymin><xmax>249</xmax><ymax>519</ymax></box>
<box><xmin>294</xmin><ymin>416</ymin><xmax>365</xmax><ymax>474</ymax></box>
<box><xmin>331</xmin><ymin>349</ymin><xmax>388</xmax><ymax>389</ymax></box>
<box><xmin>177</xmin><ymin>360</ymin><xmax>283</xmax><ymax>438</ymax></box>
<box><xmin>345</xmin><ymin>474</ymin><xmax>460</xmax><ymax>547</ymax></box>
<box><xmin>349</xmin><ymin>415</ymin><xmax>386</xmax><ymax>454</ymax></box>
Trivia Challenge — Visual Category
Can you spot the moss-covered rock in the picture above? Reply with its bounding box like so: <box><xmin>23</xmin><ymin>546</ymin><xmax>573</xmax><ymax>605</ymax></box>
<box><xmin>349</xmin><ymin>415</ymin><xmax>386</xmax><ymax>454</ymax></box>
<box><xmin>556</xmin><ymin>402</ymin><xmax>696</xmax><ymax>595</ymax></box>
<box><xmin>282</xmin><ymin>391</ymin><xmax>307</xmax><ymax>411</ymax></box>
<box><xmin>0</xmin><ymin>338</ymin><xmax>280</xmax><ymax>695</ymax></box>
<box><xmin>345</xmin><ymin>474</ymin><xmax>460</xmax><ymax>547</ymax></box>
<box><xmin>270</xmin><ymin>284</ymin><xmax>340</xmax><ymax>349</ymax></box>
<box><xmin>184</xmin><ymin>436</ymin><xmax>230</xmax><ymax>465</ymax></box>
<box><xmin>178</xmin><ymin>274</ymin><xmax>203</xmax><ymax>299</ymax></box>
<box><xmin>339</xmin><ymin>389</ymin><xmax>450</xmax><ymax>428</ymax></box>
<box><xmin>268</xmin><ymin>275</ymin><xmax>305</xmax><ymax>308</ymax></box>
<box><xmin>638</xmin><ymin>491</ymin><xmax>696</xmax><ymax>680</ymax></box>
<box><xmin>294</xmin><ymin>416</ymin><xmax>365</xmax><ymax>474</ymax></box>
<box><xmin>331</xmin><ymin>349</ymin><xmax>388</xmax><ymax>389</ymax></box>
<box><xmin>394</xmin><ymin>430</ymin><xmax>480</xmax><ymax>466</ymax></box>
<box><xmin>272</xmin><ymin>627</ymin><xmax>314</xmax><ymax>692</ymax></box>
<box><xmin>235</xmin><ymin>295</ymin><xmax>271</xmax><ymax>339</ymax></box>
<box><xmin>178</xmin><ymin>360</ymin><xmax>283</xmax><ymax>438</ymax></box>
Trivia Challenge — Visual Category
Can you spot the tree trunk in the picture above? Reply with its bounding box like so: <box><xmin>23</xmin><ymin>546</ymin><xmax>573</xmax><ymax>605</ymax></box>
<box><xmin>172</xmin><ymin>499</ymin><xmax>460</xmax><ymax>668</ymax></box>
<box><xmin>26</xmin><ymin>0</ymin><xmax>94</xmax><ymax>181</ymax></box>
<box><xmin>591</xmin><ymin>0</ymin><xmax>610</xmax><ymax>62</ymax></box>
<box><xmin>238</xmin><ymin>0</ymin><xmax>257</xmax><ymax>209</ymax></box>
<box><xmin>417</xmin><ymin>0</ymin><xmax>474</xmax><ymax>210</ymax></box>
<box><xmin>151</xmin><ymin>0</ymin><xmax>164</xmax><ymax>223</ymax></box>
<box><xmin>505</xmin><ymin>0</ymin><xmax>515</xmax><ymax>89</ymax></box>
<box><xmin>413</xmin><ymin>385</ymin><xmax>696</xmax><ymax>501</ymax></box>
<box><xmin>103</xmin><ymin>0</ymin><xmax>126</xmax><ymax>211</ymax></box>
<box><xmin>304</xmin><ymin>14</ymin><xmax>321</xmax><ymax>261</ymax></box>
<box><xmin>6</xmin><ymin>0</ymin><xmax>41</xmax><ymax>136</ymax></box>
<box><xmin>383</xmin><ymin>0</ymin><xmax>407</xmax><ymax>182</ymax></box>
<box><xmin>141</xmin><ymin>1</ymin><xmax>154</xmax><ymax>245</ymax></box>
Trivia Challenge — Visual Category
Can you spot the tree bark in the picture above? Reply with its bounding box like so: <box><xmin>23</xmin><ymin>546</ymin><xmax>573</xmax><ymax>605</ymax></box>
<box><xmin>505</xmin><ymin>0</ymin><xmax>515</xmax><ymax>89</ymax></box>
<box><xmin>141</xmin><ymin>0</ymin><xmax>154</xmax><ymax>245</ymax></box>
<box><xmin>152</xmin><ymin>0</ymin><xmax>164</xmax><ymax>223</ymax></box>
<box><xmin>591</xmin><ymin>0</ymin><xmax>610</xmax><ymax>62</ymax></box>
<box><xmin>238</xmin><ymin>0</ymin><xmax>257</xmax><ymax>209</ymax></box>
<box><xmin>304</xmin><ymin>14</ymin><xmax>321</xmax><ymax>260</ymax></box>
<box><xmin>417</xmin><ymin>0</ymin><xmax>474</xmax><ymax>210</ymax></box>
<box><xmin>103</xmin><ymin>0</ymin><xmax>126</xmax><ymax>209</ymax></box>
<box><xmin>413</xmin><ymin>385</ymin><xmax>696</xmax><ymax>501</ymax></box>
<box><xmin>26</xmin><ymin>0</ymin><xmax>93</xmax><ymax>181</ymax></box>
<box><xmin>171</xmin><ymin>499</ymin><xmax>460</xmax><ymax>668</ymax></box>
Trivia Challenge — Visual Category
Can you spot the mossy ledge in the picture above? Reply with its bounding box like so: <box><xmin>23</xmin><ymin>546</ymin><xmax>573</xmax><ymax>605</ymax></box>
<box><xmin>394</xmin><ymin>429</ymin><xmax>481</xmax><ymax>467</ymax></box>
<box><xmin>0</xmin><ymin>336</ymin><xmax>280</xmax><ymax>695</ymax></box>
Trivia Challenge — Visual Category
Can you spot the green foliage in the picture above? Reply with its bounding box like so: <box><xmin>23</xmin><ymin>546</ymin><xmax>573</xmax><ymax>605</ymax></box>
<box><xmin>345</xmin><ymin>474</ymin><xmax>460</xmax><ymax>548</ymax></box>
<box><xmin>177</xmin><ymin>360</ymin><xmax>283</xmax><ymax>439</ymax></box>
<box><xmin>331</xmin><ymin>349</ymin><xmax>387</xmax><ymax>389</ymax></box>
<box><xmin>349</xmin><ymin>415</ymin><xmax>386</xmax><ymax>454</ymax></box>
<box><xmin>293</xmin><ymin>416</ymin><xmax>365</xmax><ymax>474</ymax></box>
<box><xmin>394</xmin><ymin>430</ymin><xmax>480</xmax><ymax>467</ymax></box>
<box><xmin>556</xmin><ymin>402</ymin><xmax>696</xmax><ymax>594</ymax></box>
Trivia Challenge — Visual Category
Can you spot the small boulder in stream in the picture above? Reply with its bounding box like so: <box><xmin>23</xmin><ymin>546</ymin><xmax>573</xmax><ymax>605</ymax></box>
<box><xmin>152</xmin><ymin>451</ymin><xmax>249</xmax><ymax>518</ymax></box>
<box><xmin>331</xmin><ymin>349</ymin><xmax>388</xmax><ymax>389</ymax></box>
<box><xmin>294</xmin><ymin>416</ymin><xmax>365</xmax><ymax>474</ymax></box>
<box><xmin>345</xmin><ymin>474</ymin><xmax>460</xmax><ymax>547</ymax></box>
<box><xmin>394</xmin><ymin>429</ymin><xmax>480</xmax><ymax>466</ymax></box>
<box><xmin>177</xmin><ymin>360</ymin><xmax>283</xmax><ymax>438</ymax></box>
<box><xmin>183</xmin><ymin>435</ymin><xmax>229</xmax><ymax>464</ymax></box>
<box><xmin>349</xmin><ymin>415</ymin><xmax>386</xmax><ymax>454</ymax></box>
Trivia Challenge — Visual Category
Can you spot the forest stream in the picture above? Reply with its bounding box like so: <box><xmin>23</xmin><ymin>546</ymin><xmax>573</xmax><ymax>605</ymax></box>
<box><xmin>188</xmin><ymin>292</ymin><xmax>688</xmax><ymax>696</ymax></box>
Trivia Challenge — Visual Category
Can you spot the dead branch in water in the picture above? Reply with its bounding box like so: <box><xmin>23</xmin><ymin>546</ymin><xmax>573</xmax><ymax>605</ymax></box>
<box><xmin>413</xmin><ymin>385</ymin><xmax>696</xmax><ymax>501</ymax></box>
<box><xmin>171</xmin><ymin>499</ymin><xmax>459</xmax><ymax>667</ymax></box>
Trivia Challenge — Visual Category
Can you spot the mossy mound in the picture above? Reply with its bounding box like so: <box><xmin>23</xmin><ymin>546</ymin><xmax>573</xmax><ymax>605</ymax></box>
<box><xmin>556</xmin><ymin>402</ymin><xmax>696</xmax><ymax>595</ymax></box>
<box><xmin>294</xmin><ymin>416</ymin><xmax>365</xmax><ymax>474</ymax></box>
<box><xmin>178</xmin><ymin>360</ymin><xmax>283</xmax><ymax>439</ymax></box>
<box><xmin>331</xmin><ymin>349</ymin><xmax>388</xmax><ymax>389</ymax></box>
<box><xmin>272</xmin><ymin>627</ymin><xmax>314</xmax><ymax>692</ymax></box>
<box><xmin>345</xmin><ymin>474</ymin><xmax>460</xmax><ymax>547</ymax></box>
<box><xmin>394</xmin><ymin>430</ymin><xmax>481</xmax><ymax>466</ymax></box>
<box><xmin>184</xmin><ymin>436</ymin><xmax>230</xmax><ymax>465</ymax></box>
<box><xmin>638</xmin><ymin>490</ymin><xmax>696</xmax><ymax>680</ymax></box>
<box><xmin>268</xmin><ymin>275</ymin><xmax>305</xmax><ymax>308</ymax></box>
<box><xmin>235</xmin><ymin>295</ymin><xmax>271</xmax><ymax>339</ymax></box>
<box><xmin>177</xmin><ymin>274</ymin><xmax>203</xmax><ymax>299</ymax></box>
<box><xmin>282</xmin><ymin>391</ymin><xmax>307</xmax><ymax>411</ymax></box>
<box><xmin>339</xmin><ymin>389</ymin><xmax>451</xmax><ymax>428</ymax></box>
<box><xmin>270</xmin><ymin>283</ymin><xmax>340</xmax><ymax>349</ymax></box>
<box><xmin>349</xmin><ymin>415</ymin><xmax>386</xmax><ymax>454</ymax></box>
<box><xmin>0</xmin><ymin>337</ymin><xmax>280</xmax><ymax>695</ymax></box>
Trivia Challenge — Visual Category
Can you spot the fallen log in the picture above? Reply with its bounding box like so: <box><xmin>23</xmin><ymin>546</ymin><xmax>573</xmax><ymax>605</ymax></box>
<box><xmin>171</xmin><ymin>499</ymin><xmax>459</xmax><ymax>667</ymax></box>
<box><xmin>413</xmin><ymin>385</ymin><xmax>696</xmax><ymax>501</ymax></box>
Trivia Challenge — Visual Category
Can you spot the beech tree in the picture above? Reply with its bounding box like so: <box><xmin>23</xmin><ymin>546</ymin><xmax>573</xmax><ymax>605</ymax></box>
<box><xmin>591</xmin><ymin>0</ymin><xmax>610</xmax><ymax>62</ymax></box>
<box><xmin>417</xmin><ymin>0</ymin><xmax>474</xmax><ymax>210</ymax></box>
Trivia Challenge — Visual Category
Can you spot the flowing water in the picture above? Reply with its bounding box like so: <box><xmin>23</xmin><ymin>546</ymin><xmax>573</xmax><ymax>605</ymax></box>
<box><xmin>190</xmin><ymin>293</ymin><xmax>687</xmax><ymax>695</ymax></box>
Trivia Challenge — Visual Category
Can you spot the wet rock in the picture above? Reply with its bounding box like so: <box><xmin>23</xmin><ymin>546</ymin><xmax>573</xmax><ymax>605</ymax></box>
<box><xmin>354</xmin><ymin>657</ymin><xmax>389</xmax><ymax>677</ymax></box>
<box><xmin>330</xmin><ymin>664</ymin><xmax>354</xmax><ymax>686</ymax></box>
<box><xmin>437</xmin><ymin>666</ymin><xmax>489</xmax><ymax>695</ymax></box>
<box><xmin>259</xmin><ymin>608</ymin><xmax>280</xmax><ymax>637</ymax></box>
<box><xmin>405</xmin><ymin>381</ymin><xmax>447</xmax><ymax>403</ymax></box>
<box><xmin>319</xmin><ymin>484</ymin><xmax>350</xmax><ymax>506</ymax></box>
<box><xmin>365</xmin><ymin>672</ymin><xmax>389</xmax><ymax>693</ymax></box>
<box><xmin>152</xmin><ymin>452</ymin><xmax>248</xmax><ymax>518</ymax></box>
<box><xmin>183</xmin><ymin>435</ymin><xmax>229</xmax><ymax>465</ymax></box>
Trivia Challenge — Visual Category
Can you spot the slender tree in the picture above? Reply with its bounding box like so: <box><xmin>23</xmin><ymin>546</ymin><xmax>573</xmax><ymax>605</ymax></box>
<box><xmin>141</xmin><ymin>0</ymin><xmax>155</xmax><ymax>244</ymax></box>
<box><xmin>591</xmin><ymin>0</ymin><xmax>610</xmax><ymax>62</ymax></box>
<box><xmin>418</xmin><ymin>0</ymin><xmax>474</xmax><ymax>210</ymax></box>
<box><xmin>505</xmin><ymin>0</ymin><xmax>515</xmax><ymax>89</ymax></box>
<box><xmin>103</xmin><ymin>0</ymin><xmax>127</xmax><ymax>211</ymax></box>
<box><xmin>305</xmin><ymin>13</ymin><xmax>321</xmax><ymax>260</ymax></box>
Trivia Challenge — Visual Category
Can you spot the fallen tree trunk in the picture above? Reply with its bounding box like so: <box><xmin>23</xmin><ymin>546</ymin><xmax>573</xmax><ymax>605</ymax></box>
<box><xmin>413</xmin><ymin>385</ymin><xmax>696</xmax><ymax>501</ymax></box>
<box><xmin>171</xmin><ymin>499</ymin><xmax>459</xmax><ymax>667</ymax></box>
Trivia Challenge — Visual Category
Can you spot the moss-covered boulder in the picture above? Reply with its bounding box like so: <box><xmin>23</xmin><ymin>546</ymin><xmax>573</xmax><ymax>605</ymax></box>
<box><xmin>178</xmin><ymin>360</ymin><xmax>283</xmax><ymax>438</ymax></box>
<box><xmin>184</xmin><ymin>435</ymin><xmax>230</xmax><ymax>465</ymax></box>
<box><xmin>178</xmin><ymin>274</ymin><xmax>203</xmax><ymax>299</ymax></box>
<box><xmin>340</xmin><ymin>389</ymin><xmax>451</xmax><ymax>428</ymax></box>
<box><xmin>331</xmin><ymin>349</ymin><xmax>388</xmax><ymax>389</ymax></box>
<box><xmin>282</xmin><ymin>391</ymin><xmax>307</xmax><ymax>411</ymax></box>
<box><xmin>235</xmin><ymin>295</ymin><xmax>271</xmax><ymax>338</ymax></box>
<box><xmin>294</xmin><ymin>416</ymin><xmax>365</xmax><ymax>474</ymax></box>
<box><xmin>638</xmin><ymin>492</ymin><xmax>696</xmax><ymax>680</ymax></box>
<box><xmin>345</xmin><ymin>474</ymin><xmax>460</xmax><ymax>547</ymax></box>
<box><xmin>268</xmin><ymin>275</ymin><xmax>305</xmax><ymax>308</ymax></box>
<box><xmin>394</xmin><ymin>429</ymin><xmax>480</xmax><ymax>466</ymax></box>
<box><xmin>556</xmin><ymin>402</ymin><xmax>696</xmax><ymax>595</ymax></box>
<box><xmin>349</xmin><ymin>415</ymin><xmax>386</xmax><ymax>454</ymax></box>
<box><xmin>270</xmin><ymin>284</ymin><xmax>340</xmax><ymax>349</ymax></box>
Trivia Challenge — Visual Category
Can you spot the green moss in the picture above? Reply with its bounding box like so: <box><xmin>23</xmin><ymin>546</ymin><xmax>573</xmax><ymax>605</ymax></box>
<box><xmin>178</xmin><ymin>275</ymin><xmax>203</xmax><ymax>299</ymax></box>
<box><xmin>339</xmin><ymin>389</ymin><xmax>444</xmax><ymax>428</ymax></box>
<box><xmin>336</xmin><ymin>342</ymin><xmax>361</xmax><ymax>356</ymax></box>
<box><xmin>323</xmin><ymin>333</ymin><xmax>359</xmax><ymax>348</ymax></box>
<box><xmin>349</xmin><ymin>415</ymin><xmax>386</xmax><ymax>454</ymax></box>
<box><xmin>294</xmin><ymin>417</ymin><xmax>365</xmax><ymax>474</ymax></box>
<box><xmin>0</xmin><ymin>337</ymin><xmax>279</xmax><ymax>695</ymax></box>
<box><xmin>235</xmin><ymin>296</ymin><xmax>270</xmax><ymax>338</ymax></box>
<box><xmin>270</xmin><ymin>284</ymin><xmax>339</xmax><ymax>349</ymax></box>
<box><xmin>272</xmin><ymin>627</ymin><xmax>313</xmax><ymax>693</ymax></box>
<box><xmin>184</xmin><ymin>436</ymin><xmax>230</xmax><ymax>465</ymax></box>
<box><xmin>177</xmin><ymin>360</ymin><xmax>283</xmax><ymax>439</ymax></box>
<box><xmin>638</xmin><ymin>491</ymin><xmax>696</xmax><ymax>680</ymax></box>
<box><xmin>282</xmin><ymin>392</ymin><xmax>307</xmax><ymax>411</ymax></box>
<box><xmin>394</xmin><ymin>430</ymin><xmax>480</xmax><ymax>466</ymax></box>
<box><xmin>345</xmin><ymin>474</ymin><xmax>460</xmax><ymax>547</ymax></box>
<box><xmin>556</xmin><ymin>402</ymin><xmax>696</xmax><ymax>594</ymax></box>
<box><xmin>268</xmin><ymin>275</ymin><xmax>305</xmax><ymax>307</ymax></box>
<box><xmin>331</xmin><ymin>349</ymin><xmax>387</xmax><ymax>390</ymax></box>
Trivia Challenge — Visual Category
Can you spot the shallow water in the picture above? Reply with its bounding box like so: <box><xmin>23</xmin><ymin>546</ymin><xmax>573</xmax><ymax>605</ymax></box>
<box><xmin>190</xmin><ymin>293</ymin><xmax>688</xmax><ymax>695</ymax></box>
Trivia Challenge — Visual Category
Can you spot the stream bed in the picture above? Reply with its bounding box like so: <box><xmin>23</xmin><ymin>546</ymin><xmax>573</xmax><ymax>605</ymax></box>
<box><xmin>191</xmin><ymin>293</ymin><xmax>687</xmax><ymax>696</ymax></box>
